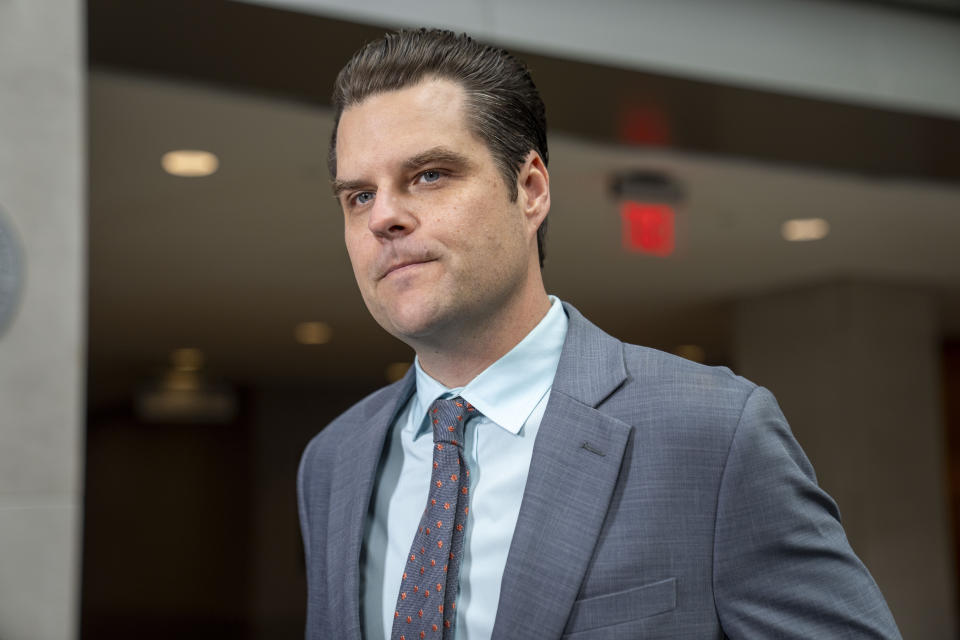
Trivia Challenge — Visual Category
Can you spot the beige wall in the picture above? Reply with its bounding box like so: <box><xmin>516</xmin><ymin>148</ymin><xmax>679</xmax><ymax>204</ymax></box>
<box><xmin>736</xmin><ymin>282</ymin><xmax>956</xmax><ymax>639</ymax></box>
<box><xmin>0</xmin><ymin>0</ymin><xmax>85</xmax><ymax>638</ymax></box>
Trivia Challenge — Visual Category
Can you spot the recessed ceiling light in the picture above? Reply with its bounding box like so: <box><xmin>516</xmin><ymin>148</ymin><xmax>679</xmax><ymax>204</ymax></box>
<box><xmin>385</xmin><ymin>362</ymin><xmax>411</xmax><ymax>382</ymax></box>
<box><xmin>781</xmin><ymin>218</ymin><xmax>829</xmax><ymax>242</ymax></box>
<box><xmin>161</xmin><ymin>150</ymin><xmax>219</xmax><ymax>177</ymax></box>
<box><xmin>674</xmin><ymin>344</ymin><xmax>705</xmax><ymax>363</ymax></box>
<box><xmin>295</xmin><ymin>321</ymin><xmax>332</xmax><ymax>345</ymax></box>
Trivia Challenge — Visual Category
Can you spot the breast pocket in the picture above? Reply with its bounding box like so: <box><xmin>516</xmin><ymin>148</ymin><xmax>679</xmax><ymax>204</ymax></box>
<box><xmin>562</xmin><ymin>577</ymin><xmax>677</xmax><ymax>636</ymax></box>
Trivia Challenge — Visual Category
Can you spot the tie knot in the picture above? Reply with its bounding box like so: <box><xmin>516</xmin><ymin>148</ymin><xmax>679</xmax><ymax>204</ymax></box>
<box><xmin>428</xmin><ymin>396</ymin><xmax>477</xmax><ymax>445</ymax></box>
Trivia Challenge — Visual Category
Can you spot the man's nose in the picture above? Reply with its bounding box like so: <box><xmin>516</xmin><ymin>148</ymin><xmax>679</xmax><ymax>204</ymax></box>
<box><xmin>368</xmin><ymin>191</ymin><xmax>416</xmax><ymax>239</ymax></box>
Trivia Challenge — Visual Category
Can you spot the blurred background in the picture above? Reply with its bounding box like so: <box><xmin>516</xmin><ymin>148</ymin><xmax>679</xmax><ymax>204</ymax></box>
<box><xmin>1</xmin><ymin>0</ymin><xmax>959</xmax><ymax>638</ymax></box>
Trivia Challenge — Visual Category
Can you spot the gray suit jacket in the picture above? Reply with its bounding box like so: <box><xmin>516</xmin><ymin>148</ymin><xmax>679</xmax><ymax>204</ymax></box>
<box><xmin>298</xmin><ymin>303</ymin><xmax>901</xmax><ymax>639</ymax></box>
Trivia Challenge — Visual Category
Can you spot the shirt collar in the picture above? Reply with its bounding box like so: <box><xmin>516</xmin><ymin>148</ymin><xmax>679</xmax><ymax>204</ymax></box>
<box><xmin>410</xmin><ymin>296</ymin><xmax>568</xmax><ymax>439</ymax></box>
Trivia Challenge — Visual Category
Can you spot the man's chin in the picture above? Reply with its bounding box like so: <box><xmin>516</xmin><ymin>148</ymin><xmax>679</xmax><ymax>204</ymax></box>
<box><xmin>378</xmin><ymin>304</ymin><xmax>449</xmax><ymax>343</ymax></box>
<box><xmin>384</xmin><ymin>317</ymin><xmax>437</xmax><ymax>342</ymax></box>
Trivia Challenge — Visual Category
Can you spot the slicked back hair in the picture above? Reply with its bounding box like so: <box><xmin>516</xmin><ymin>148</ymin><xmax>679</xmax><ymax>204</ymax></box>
<box><xmin>330</xmin><ymin>28</ymin><xmax>549</xmax><ymax>268</ymax></box>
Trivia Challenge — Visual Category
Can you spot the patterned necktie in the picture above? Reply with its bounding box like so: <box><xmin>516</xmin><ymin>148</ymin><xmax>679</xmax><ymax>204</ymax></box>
<box><xmin>391</xmin><ymin>396</ymin><xmax>477</xmax><ymax>640</ymax></box>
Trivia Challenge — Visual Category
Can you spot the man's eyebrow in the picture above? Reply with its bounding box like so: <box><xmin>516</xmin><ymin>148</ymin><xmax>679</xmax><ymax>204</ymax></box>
<box><xmin>402</xmin><ymin>147</ymin><xmax>473</xmax><ymax>172</ymax></box>
<box><xmin>331</xmin><ymin>147</ymin><xmax>472</xmax><ymax>198</ymax></box>
<box><xmin>330</xmin><ymin>178</ymin><xmax>369</xmax><ymax>199</ymax></box>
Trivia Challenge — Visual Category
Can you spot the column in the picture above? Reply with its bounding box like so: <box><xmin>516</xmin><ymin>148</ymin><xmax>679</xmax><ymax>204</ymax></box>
<box><xmin>0</xmin><ymin>0</ymin><xmax>85</xmax><ymax>638</ymax></box>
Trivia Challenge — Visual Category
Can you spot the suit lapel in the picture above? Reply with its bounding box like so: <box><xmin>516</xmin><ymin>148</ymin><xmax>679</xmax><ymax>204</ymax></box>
<box><xmin>491</xmin><ymin>304</ymin><xmax>632</xmax><ymax>639</ymax></box>
<box><xmin>327</xmin><ymin>372</ymin><xmax>416</xmax><ymax>639</ymax></box>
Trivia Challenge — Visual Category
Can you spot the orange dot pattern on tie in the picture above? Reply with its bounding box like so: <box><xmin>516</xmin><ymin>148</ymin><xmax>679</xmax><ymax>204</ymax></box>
<box><xmin>391</xmin><ymin>396</ymin><xmax>476</xmax><ymax>640</ymax></box>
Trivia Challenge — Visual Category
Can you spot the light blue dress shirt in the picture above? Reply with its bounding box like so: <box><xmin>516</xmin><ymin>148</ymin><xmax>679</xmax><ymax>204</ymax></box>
<box><xmin>361</xmin><ymin>296</ymin><xmax>568</xmax><ymax>640</ymax></box>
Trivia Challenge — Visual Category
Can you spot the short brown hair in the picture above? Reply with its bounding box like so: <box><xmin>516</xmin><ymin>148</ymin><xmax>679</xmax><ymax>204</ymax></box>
<box><xmin>330</xmin><ymin>28</ymin><xmax>549</xmax><ymax>267</ymax></box>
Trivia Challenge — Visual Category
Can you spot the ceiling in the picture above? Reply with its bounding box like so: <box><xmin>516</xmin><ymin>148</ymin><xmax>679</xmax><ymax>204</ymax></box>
<box><xmin>87</xmin><ymin>69</ymin><xmax>960</xmax><ymax>407</ymax></box>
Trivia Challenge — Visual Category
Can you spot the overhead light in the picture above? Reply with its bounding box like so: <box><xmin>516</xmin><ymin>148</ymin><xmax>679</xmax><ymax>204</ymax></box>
<box><xmin>136</xmin><ymin>347</ymin><xmax>236</xmax><ymax>423</ymax></box>
<box><xmin>295</xmin><ymin>321</ymin><xmax>332</xmax><ymax>345</ymax></box>
<box><xmin>161</xmin><ymin>150</ymin><xmax>219</xmax><ymax>177</ymax></box>
<box><xmin>781</xmin><ymin>218</ymin><xmax>829</xmax><ymax>242</ymax></box>
<box><xmin>171</xmin><ymin>347</ymin><xmax>204</xmax><ymax>371</ymax></box>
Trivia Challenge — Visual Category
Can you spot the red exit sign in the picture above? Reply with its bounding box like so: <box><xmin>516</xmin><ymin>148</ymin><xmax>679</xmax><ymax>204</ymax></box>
<box><xmin>621</xmin><ymin>201</ymin><xmax>675</xmax><ymax>256</ymax></box>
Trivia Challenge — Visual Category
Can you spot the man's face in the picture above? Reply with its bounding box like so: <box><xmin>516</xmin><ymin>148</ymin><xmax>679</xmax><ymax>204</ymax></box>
<box><xmin>334</xmin><ymin>78</ymin><xmax>540</xmax><ymax>345</ymax></box>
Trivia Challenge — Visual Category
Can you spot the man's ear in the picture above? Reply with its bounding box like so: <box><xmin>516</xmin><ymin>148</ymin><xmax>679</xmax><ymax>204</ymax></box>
<box><xmin>517</xmin><ymin>150</ymin><xmax>550</xmax><ymax>237</ymax></box>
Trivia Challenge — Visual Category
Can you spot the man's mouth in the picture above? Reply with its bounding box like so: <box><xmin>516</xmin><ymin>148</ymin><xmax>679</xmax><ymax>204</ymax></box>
<box><xmin>381</xmin><ymin>258</ymin><xmax>436</xmax><ymax>279</ymax></box>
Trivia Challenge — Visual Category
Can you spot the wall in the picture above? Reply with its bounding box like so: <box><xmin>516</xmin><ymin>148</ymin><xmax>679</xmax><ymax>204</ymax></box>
<box><xmin>736</xmin><ymin>282</ymin><xmax>957</xmax><ymax>638</ymax></box>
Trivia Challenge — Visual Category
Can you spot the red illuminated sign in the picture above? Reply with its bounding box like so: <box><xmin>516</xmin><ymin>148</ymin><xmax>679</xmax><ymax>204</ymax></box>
<box><xmin>618</xmin><ymin>105</ymin><xmax>671</xmax><ymax>146</ymax></box>
<box><xmin>621</xmin><ymin>202</ymin><xmax>675</xmax><ymax>256</ymax></box>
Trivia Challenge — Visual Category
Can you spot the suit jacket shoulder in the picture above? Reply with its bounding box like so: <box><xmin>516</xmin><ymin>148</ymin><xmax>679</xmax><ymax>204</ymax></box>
<box><xmin>297</xmin><ymin>374</ymin><xmax>414</xmax><ymax>639</ymax></box>
<box><xmin>305</xmin><ymin>377</ymin><xmax>411</xmax><ymax>452</ymax></box>
<box><xmin>298</xmin><ymin>377</ymin><xmax>410</xmax><ymax>530</ymax></box>
<box><xmin>538</xmin><ymin>305</ymin><xmax>900</xmax><ymax>639</ymax></box>
<box><xmin>619</xmin><ymin>341</ymin><xmax>756</xmax><ymax>423</ymax></box>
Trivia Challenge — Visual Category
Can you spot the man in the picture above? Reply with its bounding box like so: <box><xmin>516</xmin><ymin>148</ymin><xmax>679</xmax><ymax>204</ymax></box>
<box><xmin>298</xmin><ymin>28</ymin><xmax>901</xmax><ymax>639</ymax></box>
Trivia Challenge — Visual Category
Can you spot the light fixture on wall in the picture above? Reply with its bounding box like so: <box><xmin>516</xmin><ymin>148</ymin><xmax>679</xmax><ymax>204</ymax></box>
<box><xmin>161</xmin><ymin>149</ymin><xmax>219</xmax><ymax>177</ymax></box>
<box><xmin>136</xmin><ymin>348</ymin><xmax>237</xmax><ymax>423</ymax></box>
<box><xmin>610</xmin><ymin>171</ymin><xmax>684</xmax><ymax>257</ymax></box>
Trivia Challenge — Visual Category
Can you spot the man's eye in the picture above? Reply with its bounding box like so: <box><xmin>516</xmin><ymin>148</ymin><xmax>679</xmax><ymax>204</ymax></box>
<box><xmin>418</xmin><ymin>170</ymin><xmax>442</xmax><ymax>184</ymax></box>
<box><xmin>354</xmin><ymin>191</ymin><xmax>375</xmax><ymax>205</ymax></box>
